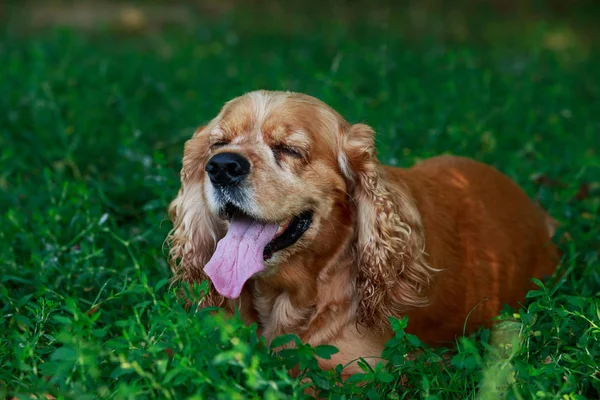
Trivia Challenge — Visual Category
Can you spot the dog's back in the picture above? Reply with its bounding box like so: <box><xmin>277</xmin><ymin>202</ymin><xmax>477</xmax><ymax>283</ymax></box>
<box><xmin>385</xmin><ymin>155</ymin><xmax>559</xmax><ymax>344</ymax></box>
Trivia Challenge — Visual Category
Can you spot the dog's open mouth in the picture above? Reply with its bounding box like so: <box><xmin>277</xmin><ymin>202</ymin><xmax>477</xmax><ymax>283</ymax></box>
<box><xmin>221</xmin><ymin>203</ymin><xmax>313</xmax><ymax>260</ymax></box>
<box><xmin>204</xmin><ymin>203</ymin><xmax>313</xmax><ymax>299</ymax></box>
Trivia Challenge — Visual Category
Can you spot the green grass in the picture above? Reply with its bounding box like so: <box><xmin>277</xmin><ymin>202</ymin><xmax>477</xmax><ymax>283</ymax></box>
<box><xmin>1</xmin><ymin>3</ymin><xmax>600</xmax><ymax>399</ymax></box>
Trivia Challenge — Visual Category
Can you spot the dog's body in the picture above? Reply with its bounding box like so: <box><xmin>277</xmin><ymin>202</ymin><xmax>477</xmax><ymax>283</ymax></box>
<box><xmin>168</xmin><ymin>90</ymin><xmax>558</xmax><ymax>376</ymax></box>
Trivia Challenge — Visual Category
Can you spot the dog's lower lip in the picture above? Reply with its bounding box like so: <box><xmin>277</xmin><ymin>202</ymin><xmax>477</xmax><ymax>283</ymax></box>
<box><xmin>264</xmin><ymin>211</ymin><xmax>313</xmax><ymax>260</ymax></box>
<box><xmin>274</xmin><ymin>219</ymin><xmax>292</xmax><ymax>239</ymax></box>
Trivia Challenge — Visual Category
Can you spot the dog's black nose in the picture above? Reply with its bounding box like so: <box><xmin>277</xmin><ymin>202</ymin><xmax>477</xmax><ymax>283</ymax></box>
<box><xmin>205</xmin><ymin>152</ymin><xmax>251</xmax><ymax>186</ymax></box>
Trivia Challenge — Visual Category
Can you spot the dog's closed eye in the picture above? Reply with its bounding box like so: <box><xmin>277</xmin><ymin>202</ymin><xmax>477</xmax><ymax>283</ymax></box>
<box><xmin>212</xmin><ymin>140</ymin><xmax>229</xmax><ymax>148</ymax></box>
<box><xmin>272</xmin><ymin>144</ymin><xmax>303</xmax><ymax>161</ymax></box>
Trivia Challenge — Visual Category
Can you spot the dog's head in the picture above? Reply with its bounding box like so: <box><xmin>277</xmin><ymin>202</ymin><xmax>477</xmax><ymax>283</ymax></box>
<box><xmin>168</xmin><ymin>90</ymin><xmax>433</xmax><ymax>328</ymax></box>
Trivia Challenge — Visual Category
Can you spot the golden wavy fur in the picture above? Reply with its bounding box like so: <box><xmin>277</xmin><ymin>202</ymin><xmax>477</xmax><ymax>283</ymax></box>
<box><xmin>167</xmin><ymin>90</ymin><xmax>559</xmax><ymax>376</ymax></box>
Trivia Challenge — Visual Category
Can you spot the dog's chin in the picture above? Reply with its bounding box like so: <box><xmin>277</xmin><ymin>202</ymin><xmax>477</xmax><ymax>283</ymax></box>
<box><xmin>218</xmin><ymin>202</ymin><xmax>313</xmax><ymax>261</ymax></box>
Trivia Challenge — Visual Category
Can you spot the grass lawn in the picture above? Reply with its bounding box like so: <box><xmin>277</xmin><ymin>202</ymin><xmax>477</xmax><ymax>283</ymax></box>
<box><xmin>1</xmin><ymin>2</ymin><xmax>599</xmax><ymax>399</ymax></box>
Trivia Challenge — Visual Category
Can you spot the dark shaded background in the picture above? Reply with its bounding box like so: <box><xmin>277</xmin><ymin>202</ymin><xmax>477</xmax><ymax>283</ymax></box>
<box><xmin>4</xmin><ymin>0</ymin><xmax>600</xmax><ymax>46</ymax></box>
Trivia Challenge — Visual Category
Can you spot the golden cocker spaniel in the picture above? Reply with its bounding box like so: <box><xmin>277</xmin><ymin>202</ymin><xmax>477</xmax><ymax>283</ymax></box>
<box><xmin>167</xmin><ymin>90</ymin><xmax>558</xmax><ymax>376</ymax></box>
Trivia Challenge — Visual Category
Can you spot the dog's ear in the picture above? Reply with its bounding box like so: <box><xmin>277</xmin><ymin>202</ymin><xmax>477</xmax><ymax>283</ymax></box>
<box><xmin>166</xmin><ymin>126</ymin><xmax>227</xmax><ymax>308</ymax></box>
<box><xmin>338</xmin><ymin>123</ymin><xmax>437</xmax><ymax>329</ymax></box>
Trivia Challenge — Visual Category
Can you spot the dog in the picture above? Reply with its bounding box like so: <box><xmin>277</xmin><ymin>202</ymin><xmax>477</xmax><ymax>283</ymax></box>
<box><xmin>167</xmin><ymin>90</ymin><xmax>559</xmax><ymax>376</ymax></box>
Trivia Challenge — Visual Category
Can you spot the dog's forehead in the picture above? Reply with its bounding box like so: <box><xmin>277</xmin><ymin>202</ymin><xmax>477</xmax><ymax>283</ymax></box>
<box><xmin>215</xmin><ymin>91</ymin><xmax>339</xmax><ymax>148</ymax></box>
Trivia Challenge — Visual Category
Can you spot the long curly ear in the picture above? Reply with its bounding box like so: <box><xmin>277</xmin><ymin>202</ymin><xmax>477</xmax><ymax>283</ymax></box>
<box><xmin>339</xmin><ymin>123</ymin><xmax>438</xmax><ymax>330</ymax></box>
<box><xmin>166</xmin><ymin>127</ymin><xmax>226</xmax><ymax>308</ymax></box>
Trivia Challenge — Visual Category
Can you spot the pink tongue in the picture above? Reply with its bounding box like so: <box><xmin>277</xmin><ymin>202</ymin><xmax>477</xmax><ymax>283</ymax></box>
<box><xmin>204</xmin><ymin>216</ymin><xmax>279</xmax><ymax>299</ymax></box>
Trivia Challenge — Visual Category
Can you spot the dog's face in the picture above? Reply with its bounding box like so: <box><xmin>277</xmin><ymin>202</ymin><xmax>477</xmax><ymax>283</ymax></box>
<box><xmin>169</xmin><ymin>90</ymin><xmax>430</xmax><ymax>326</ymax></box>
<box><xmin>177</xmin><ymin>91</ymin><xmax>355</xmax><ymax>297</ymax></box>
